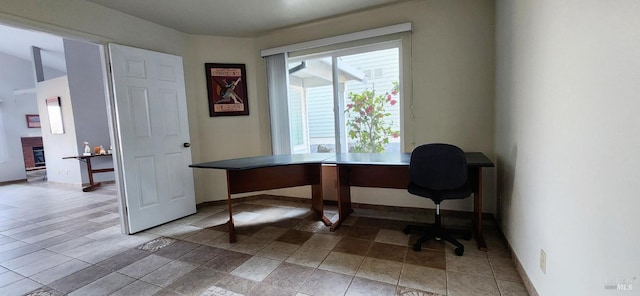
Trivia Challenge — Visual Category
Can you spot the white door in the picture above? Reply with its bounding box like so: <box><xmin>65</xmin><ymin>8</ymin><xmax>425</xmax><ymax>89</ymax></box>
<box><xmin>109</xmin><ymin>44</ymin><xmax>196</xmax><ymax>233</ymax></box>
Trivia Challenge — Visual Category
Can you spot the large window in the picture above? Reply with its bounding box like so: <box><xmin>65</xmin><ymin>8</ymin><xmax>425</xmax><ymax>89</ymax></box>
<box><xmin>287</xmin><ymin>41</ymin><xmax>401</xmax><ymax>154</ymax></box>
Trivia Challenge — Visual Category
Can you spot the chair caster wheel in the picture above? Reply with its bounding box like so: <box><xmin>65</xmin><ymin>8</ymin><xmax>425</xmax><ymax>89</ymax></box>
<box><xmin>413</xmin><ymin>243</ymin><xmax>422</xmax><ymax>252</ymax></box>
<box><xmin>454</xmin><ymin>247</ymin><xmax>464</xmax><ymax>256</ymax></box>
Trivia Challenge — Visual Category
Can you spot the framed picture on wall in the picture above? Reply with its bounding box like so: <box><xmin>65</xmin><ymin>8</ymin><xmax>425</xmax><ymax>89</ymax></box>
<box><xmin>25</xmin><ymin>114</ymin><xmax>41</xmax><ymax>128</ymax></box>
<box><xmin>205</xmin><ymin>63</ymin><xmax>249</xmax><ymax>117</ymax></box>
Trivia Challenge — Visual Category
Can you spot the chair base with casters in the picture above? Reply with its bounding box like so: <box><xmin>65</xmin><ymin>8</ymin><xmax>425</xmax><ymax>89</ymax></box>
<box><xmin>404</xmin><ymin>204</ymin><xmax>471</xmax><ymax>256</ymax></box>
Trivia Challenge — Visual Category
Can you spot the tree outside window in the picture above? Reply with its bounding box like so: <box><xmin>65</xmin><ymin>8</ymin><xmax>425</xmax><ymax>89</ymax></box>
<box><xmin>345</xmin><ymin>81</ymin><xmax>399</xmax><ymax>153</ymax></box>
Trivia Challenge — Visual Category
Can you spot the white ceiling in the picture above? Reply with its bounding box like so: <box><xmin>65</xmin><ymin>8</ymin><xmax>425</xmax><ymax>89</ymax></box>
<box><xmin>0</xmin><ymin>0</ymin><xmax>405</xmax><ymax>73</ymax></box>
<box><xmin>0</xmin><ymin>25</ymin><xmax>66</xmax><ymax>72</ymax></box>
<box><xmin>84</xmin><ymin>0</ymin><xmax>405</xmax><ymax>36</ymax></box>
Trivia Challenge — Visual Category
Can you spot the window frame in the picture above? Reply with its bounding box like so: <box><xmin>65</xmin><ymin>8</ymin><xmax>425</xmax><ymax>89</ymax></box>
<box><xmin>288</xmin><ymin>84</ymin><xmax>310</xmax><ymax>153</ymax></box>
<box><xmin>287</xmin><ymin>40</ymin><xmax>403</xmax><ymax>153</ymax></box>
<box><xmin>264</xmin><ymin>26</ymin><xmax>412</xmax><ymax>155</ymax></box>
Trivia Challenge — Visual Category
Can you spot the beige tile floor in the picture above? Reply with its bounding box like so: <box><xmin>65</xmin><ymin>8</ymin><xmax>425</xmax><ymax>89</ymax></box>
<box><xmin>0</xmin><ymin>178</ymin><xmax>529</xmax><ymax>296</ymax></box>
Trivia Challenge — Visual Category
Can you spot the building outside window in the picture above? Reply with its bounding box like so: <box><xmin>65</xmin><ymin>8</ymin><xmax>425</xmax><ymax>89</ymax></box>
<box><xmin>287</xmin><ymin>41</ymin><xmax>401</xmax><ymax>154</ymax></box>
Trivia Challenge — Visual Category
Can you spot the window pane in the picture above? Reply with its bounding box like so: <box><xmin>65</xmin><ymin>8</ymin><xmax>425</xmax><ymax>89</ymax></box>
<box><xmin>306</xmin><ymin>85</ymin><xmax>335</xmax><ymax>152</ymax></box>
<box><xmin>288</xmin><ymin>87</ymin><xmax>305</xmax><ymax>148</ymax></box>
<box><xmin>287</xmin><ymin>43</ymin><xmax>401</xmax><ymax>154</ymax></box>
<box><xmin>341</xmin><ymin>47</ymin><xmax>400</xmax><ymax>153</ymax></box>
<box><xmin>289</xmin><ymin>57</ymin><xmax>336</xmax><ymax>153</ymax></box>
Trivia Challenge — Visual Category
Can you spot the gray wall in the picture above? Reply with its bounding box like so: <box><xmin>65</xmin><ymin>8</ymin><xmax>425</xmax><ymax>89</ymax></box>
<box><xmin>64</xmin><ymin>39</ymin><xmax>113</xmax><ymax>183</ymax></box>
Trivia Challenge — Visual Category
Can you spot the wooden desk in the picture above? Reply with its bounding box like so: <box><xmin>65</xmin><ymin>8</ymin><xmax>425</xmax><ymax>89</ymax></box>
<box><xmin>63</xmin><ymin>154</ymin><xmax>114</xmax><ymax>192</ymax></box>
<box><xmin>326</xmin><ymin>152</ymin><xmax>494</xmax><ymax>251</ymax></box>
<box><xmin>190</xmin><ymin>152</ymin><xmax>494</xmax><ymax>250</ymax></box>
<box><xmin>189</xmin><ymin>154</ymin><xmax>334</xmax><ymax>243</ymax></box>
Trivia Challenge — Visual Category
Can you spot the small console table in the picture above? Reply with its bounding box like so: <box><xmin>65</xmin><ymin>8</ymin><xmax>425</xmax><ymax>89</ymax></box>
<box><xmin>63</xmin><ymin>154</ymin><xmax>114</xmax><ymax>192</ymax></box>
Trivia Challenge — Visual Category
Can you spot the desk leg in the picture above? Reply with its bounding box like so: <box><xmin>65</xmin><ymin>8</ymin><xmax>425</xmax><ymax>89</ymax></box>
<box><xmin>311</xmin><ymin>165</ymin><xmax>332</xmax><ymax>226</ymax></box>
<box><xmin>82</xmin><ymin>158</ymin><xmax>101</xmax><ymax>192</ymax></box>
<box><xmin>473</xmin><ymin>168</ymin><xmax>487</xmax><ymax>251</ymax></box>
<box><xmin>330</xmin><ymin>165</ymin><xmax>354</xmax><ymax>231</ymax></box>
<box><xmin>226</xmin><ymin>171</ymin><xmax>236</xmax><ymax>243</ymax></box>
<box><xmin>312</xmin><ymin>183</ymin><xmax>332</xmax><ymax>226</ymax></box>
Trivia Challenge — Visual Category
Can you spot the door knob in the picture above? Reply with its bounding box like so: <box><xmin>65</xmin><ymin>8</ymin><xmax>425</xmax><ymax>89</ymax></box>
<box><xmin>183</xmin><ymin>143</ymin><xmax>191</xmax><ymax>148</ymax></box>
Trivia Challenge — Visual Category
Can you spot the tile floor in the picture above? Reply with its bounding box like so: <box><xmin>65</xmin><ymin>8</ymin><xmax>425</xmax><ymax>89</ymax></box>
<box><xmin>0</xmin><ymin>179</ymin><xmax>529</xmax><ymax>296</ymax></box>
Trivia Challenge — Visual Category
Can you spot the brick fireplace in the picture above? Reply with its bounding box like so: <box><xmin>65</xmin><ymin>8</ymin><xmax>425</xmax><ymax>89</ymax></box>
<box><xmin>21</xmin><ymin>137</ymin><xmax>45</xmax><ymax>169</ymax></box>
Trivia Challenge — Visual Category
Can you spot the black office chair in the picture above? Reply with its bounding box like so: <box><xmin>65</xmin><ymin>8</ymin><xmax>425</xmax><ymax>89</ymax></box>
<box><xmin>403</xmin><ymin>143</ymin><xmax>472</xmax><ymax>256</ymax></box>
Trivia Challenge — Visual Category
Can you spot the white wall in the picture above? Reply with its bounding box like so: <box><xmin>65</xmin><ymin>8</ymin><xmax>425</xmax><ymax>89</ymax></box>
<box><xmin>0</xmin><ymin>52</ymin><xmax>37</xmax><ymax>95</ymax></box>
<box><xmin>0</xmin><ymin>52</ymin><xmax>39</xmax><ymax>182</ymax></box>
<box><xmin>185</xmin><ymin>35</ymin><xmax>263</xmax><ymax>204</ymax></box>
<box><xmin>495</xmin><ymin>1</ymin><xmax>640</xmax><ymax>295</ymax></box>
<box><xmin>0</xmin><ymin>93</ymin><xmax>40</xmax><ymax>182</ymax></box>
<box><xmin>36</xmin><ymin>76</ymin><xmax>83</xmax><ymax>185</ymax></box>
<box><xmin>0</xmin><ymin>1</ymin><xmax>188</xmax><ymax>57</ymax></box>
<box><xmin>0</xmin><ymin>51</ymin><xmax>63</xmax><ymax>182</ymax></box>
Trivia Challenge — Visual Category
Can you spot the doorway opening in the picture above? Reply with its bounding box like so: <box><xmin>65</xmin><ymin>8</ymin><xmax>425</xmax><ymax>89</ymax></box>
<box><xmin>0</xmin><ymin>22</ymin><xmax>123</xmax><ymax>231</ymax></box>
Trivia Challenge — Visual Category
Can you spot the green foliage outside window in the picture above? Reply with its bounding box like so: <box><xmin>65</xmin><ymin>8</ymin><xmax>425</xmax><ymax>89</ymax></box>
<box><xmin>345</xmin><ymin>81</ymin><xmax>399</xmax><ymax>153</ymax></box>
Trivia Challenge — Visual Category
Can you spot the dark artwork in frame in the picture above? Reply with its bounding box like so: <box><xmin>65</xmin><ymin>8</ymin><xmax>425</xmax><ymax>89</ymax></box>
<box><xmin>205</xmin><ymin>63</ymin><xmax>249</xmax><ymax>117</ymax></box>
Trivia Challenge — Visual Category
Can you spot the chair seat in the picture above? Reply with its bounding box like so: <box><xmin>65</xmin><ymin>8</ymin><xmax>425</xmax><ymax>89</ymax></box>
<box><xmin>407</xmin><ymin>181</ymin><xmax>472</xmax><ymax>204</ymax></box>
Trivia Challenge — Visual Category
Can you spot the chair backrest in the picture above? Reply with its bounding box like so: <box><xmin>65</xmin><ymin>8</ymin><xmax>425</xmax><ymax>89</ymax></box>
<box><xmin>409</xmin><ymin>143</ymin><xmax>468</xmax><ymax>190</ymax></box>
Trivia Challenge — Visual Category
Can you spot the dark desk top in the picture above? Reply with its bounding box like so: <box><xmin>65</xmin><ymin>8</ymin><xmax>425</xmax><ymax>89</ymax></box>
<box><xmin>327</xmin><ymin>153</ymin><xmax>410</xmax><ymax>166</ymax></box>
<box><xmin>189</xmin><ymin>154</ymin><xmax>332</xmax><ymax>170</ymax></box>
<box><xmin>63</xmin><ymin>154</ymin><xmax>113</xmax><ymax>160</ymax></box>
<box><xmin>464</xmin><ymin>152</ymin><xmax>495</xmax><ymax>167</ymax></box>
<box><xmin>190</xmin><ymin>152</ymin><xmax>494</xmax><ymax>170</ymax></box>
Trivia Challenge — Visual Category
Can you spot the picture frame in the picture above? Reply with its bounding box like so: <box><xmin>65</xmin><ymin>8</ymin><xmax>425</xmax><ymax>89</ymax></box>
<box><xmin>205</xmin><ymin>63</ymin><xmax>249</xmax><ymax>116</ymax></box>
<box><xmin>45</xmin><ymin>96</ymin><xmax>65</xmax><ymax>134</ymax></box>
<box><xmin>25</xmin><ymin>114</ymin><xmax>41</xmax><ymax>128</ymax></box>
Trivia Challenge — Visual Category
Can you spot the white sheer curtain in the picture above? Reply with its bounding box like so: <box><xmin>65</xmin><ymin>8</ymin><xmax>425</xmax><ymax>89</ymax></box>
<box><xmin>265</xmin><ymin>53</ymin><xmax>291</xmax><ymax>155</ymax></box>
